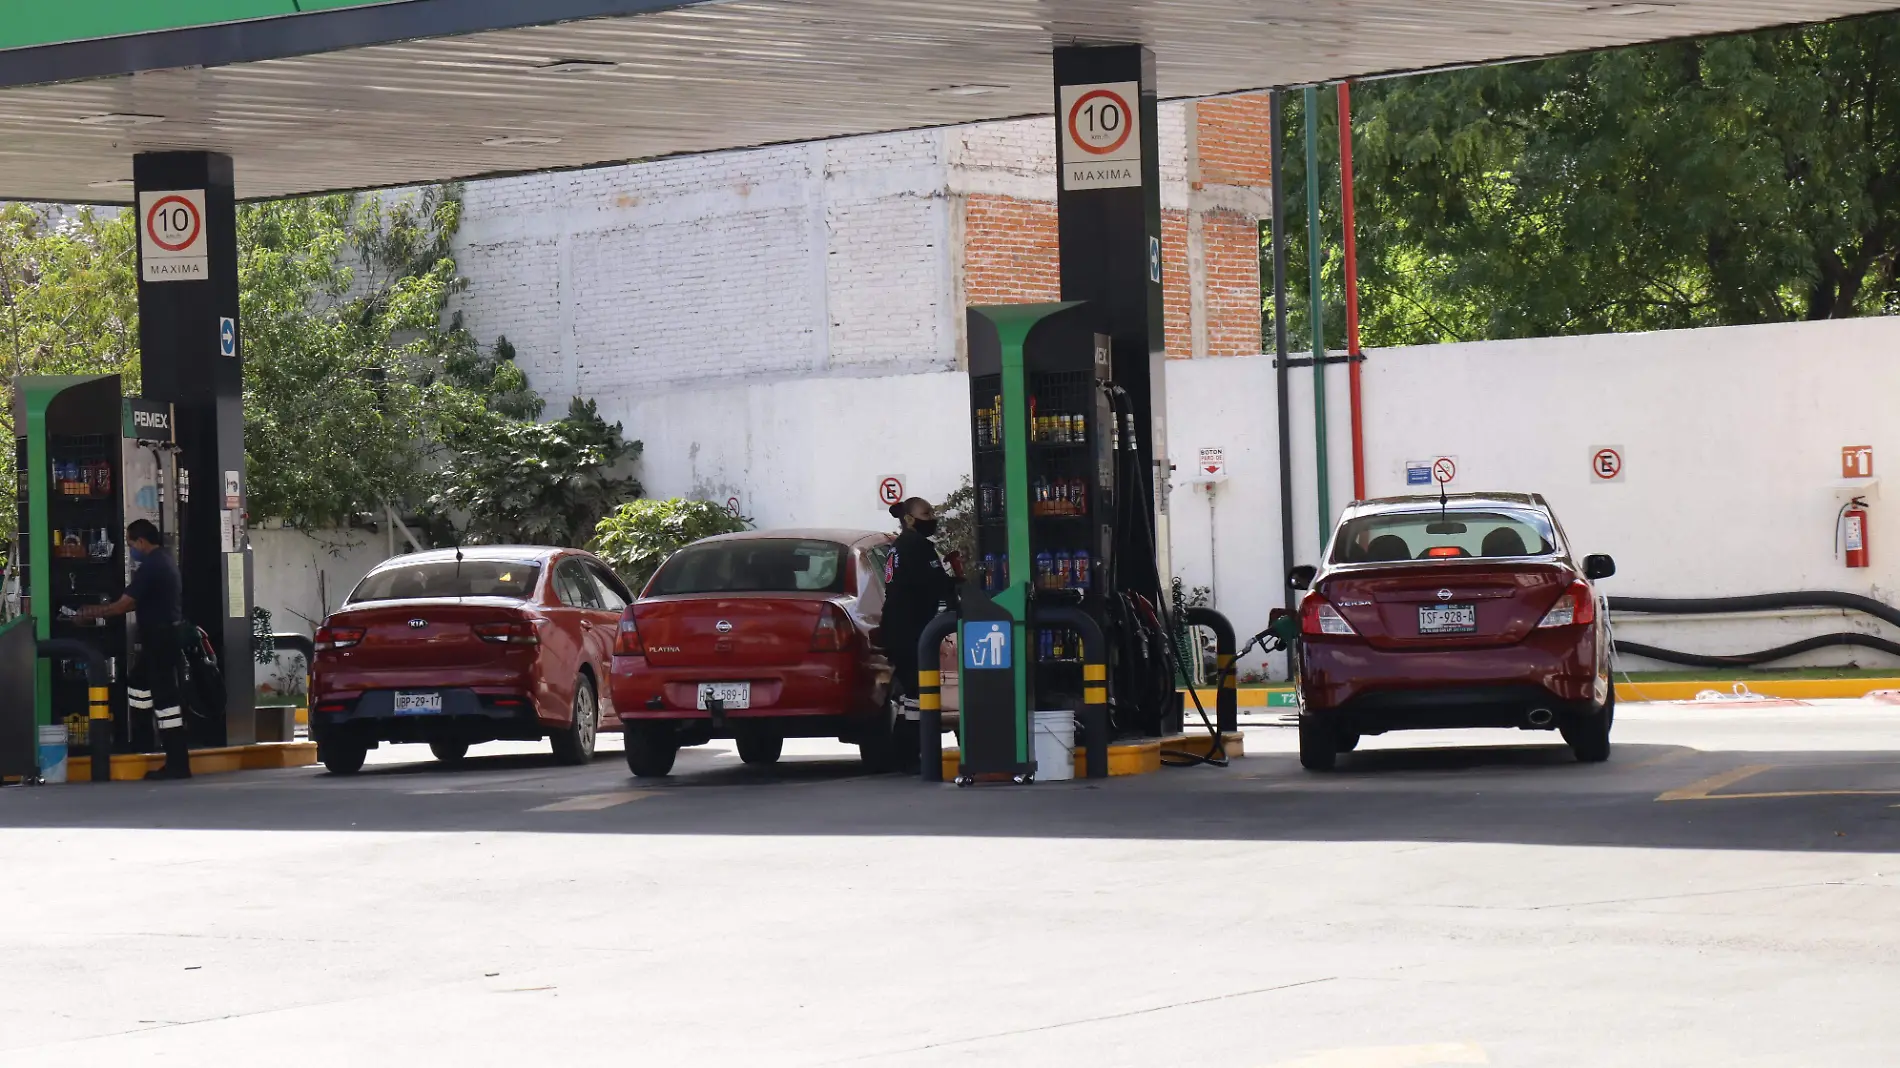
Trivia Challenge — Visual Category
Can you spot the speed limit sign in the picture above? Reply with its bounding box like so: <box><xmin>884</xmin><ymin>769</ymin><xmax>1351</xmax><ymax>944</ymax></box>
<box><xmin>1059</xmin><ymin>81</ymin><xmax>1143</xmax><ymax>191</ymax></box>
<box><xmin>139</xmin><ymin>189</ymin><xmax>209</xmax><ymax>282</ymax></box>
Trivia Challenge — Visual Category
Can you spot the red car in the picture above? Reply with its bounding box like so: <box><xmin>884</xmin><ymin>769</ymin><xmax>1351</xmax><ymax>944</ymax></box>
<box><xmin>1289</xmin><ymin>493</ymin><xmax>1617</xmax><ymax>771</ymax></box>
<box><xmin>310</xmin><ymin>546</ymin><xmax>634</xmax><ymax>775</ymax></box>
<box><xmin>611</xmin><ymin>529</ymin><xmax>941</xmax><ymax>778</ymax></box>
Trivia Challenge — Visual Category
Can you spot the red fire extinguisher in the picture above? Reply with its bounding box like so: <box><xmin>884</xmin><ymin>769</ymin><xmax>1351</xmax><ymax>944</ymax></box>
<box><xmin>1841</xmin><ymin>497</ymin><xmax>1871</xmax><ymax>569</ymax></box>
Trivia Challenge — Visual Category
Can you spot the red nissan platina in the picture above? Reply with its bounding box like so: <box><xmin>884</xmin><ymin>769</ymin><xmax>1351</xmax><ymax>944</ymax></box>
<box><xmin>310</xmin><ymin>546</ymin><xmax>632</xmax><ymax>774</ymax></box>
<box><xmin>1288</xmin><ymin>493</ymin><xmax>1617</xmax><ymax>771</ymax></box>
<box><xmin>610</xmin><ymin>529</ymin><xmax>949</xmax><ymax>778</ymax></box>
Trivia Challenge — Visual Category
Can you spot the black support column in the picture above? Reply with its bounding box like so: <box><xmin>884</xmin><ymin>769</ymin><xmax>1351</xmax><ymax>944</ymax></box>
<box><xmin>1053</xmin><ymin>45</ymin><xmax>1169</xmax><ymax>576</ymax></box>
<box><xmin>134</xmin><ymin>151</ymin><xmax>252</xmax><ymax>745</ymax></box>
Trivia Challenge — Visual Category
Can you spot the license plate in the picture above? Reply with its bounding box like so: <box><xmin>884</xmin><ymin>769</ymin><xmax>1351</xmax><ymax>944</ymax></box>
<box><xmin>696</xmin><ymin>682</ymin><xmax>750</xmax><ymax>710</ymax></box>
<box><xmin>1418</xmin><ymin>605</ymin><xmax>1477</xmax><ymax>635</ymax></box>
<box><xmin>393</xmin><ymin>691</ymin><xmax>443</xmax><ymax>715</ymax></box>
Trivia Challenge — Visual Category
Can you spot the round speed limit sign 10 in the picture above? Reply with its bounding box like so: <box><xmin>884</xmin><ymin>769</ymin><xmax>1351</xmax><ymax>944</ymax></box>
<box><xmin>138</xmin><ymin>189</ymin><xmax>210</xmax><ymax>282</ymax></box>
<box><xmin>1059</xmin><ymin>81</ymin><xmax>1143</xmax><ymax>191</ymax></box>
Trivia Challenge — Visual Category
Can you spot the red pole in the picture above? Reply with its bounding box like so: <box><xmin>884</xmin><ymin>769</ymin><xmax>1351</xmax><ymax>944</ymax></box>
<box><xmin>1337</xmin><ymin>81</ymin><xmax>1368</xmax><ymax>501</ymax></box>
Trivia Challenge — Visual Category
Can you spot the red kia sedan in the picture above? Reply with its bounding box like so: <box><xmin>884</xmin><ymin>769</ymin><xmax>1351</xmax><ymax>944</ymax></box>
<box><xmin>310</xmin><ymin>546</ymin><xmax>633</xmax><ymax>774</ymax></box>
<box><xmin>610</xmin><ymin>529</ymin><xmax>940</xmax><ymax>778</ymax></box>
<box><xmin>1289</xmin><ymin>493</ymin><xmax>1616</xmax><ymax>771</ymax></box>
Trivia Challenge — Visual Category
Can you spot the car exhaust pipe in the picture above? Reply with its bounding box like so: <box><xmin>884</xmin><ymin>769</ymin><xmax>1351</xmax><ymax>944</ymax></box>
<box><xmin>1526</xmin><ymin>708</ymin><xmax>1555</xmax><ymax>728</ymax></box>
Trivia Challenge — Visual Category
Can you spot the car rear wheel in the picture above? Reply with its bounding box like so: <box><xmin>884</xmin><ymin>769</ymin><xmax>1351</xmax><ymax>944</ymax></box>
<box><xmin>625</xmin><ymin>725</ymin><xmax>679</xmax><ymax>778</ymax></box>
<box><xmin>1298</xmin><ymin>716</ymin><xmax>1339</xmax><ymax>772</ymax></box>
<box><xmin>321</xmin><ymin>739</ymin><xmax>368</xmax><ymax>776</ymax></box>
<box><xmin>737</xmin><ymin>733</ymin><xmax>783</xmax><ymax>765</ymax></box>
<box><xmin>1563</xmin><ymin>686</ymin><xmax>1615</xmax><ymax>764</ymax></box>
<box><xmin>552</xmin><ymin>676</ymin><xmax>599</xmax><ymax>766</ymax></box>
<box><xmin>428</xmin><ymin>739</ymin><xmax>469</xmax><ymax>765</ymax></box>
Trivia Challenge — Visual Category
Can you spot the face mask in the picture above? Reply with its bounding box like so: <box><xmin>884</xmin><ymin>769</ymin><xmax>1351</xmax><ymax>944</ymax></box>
<box><xmin>129</xmin><ymin>544</ymin><xmax>146</xmax><ymax>563</ymax></box>
<box><xmin>913</xmin><ymin>518</ymin><xmax>939</xmax><ymax>538</ymax></box>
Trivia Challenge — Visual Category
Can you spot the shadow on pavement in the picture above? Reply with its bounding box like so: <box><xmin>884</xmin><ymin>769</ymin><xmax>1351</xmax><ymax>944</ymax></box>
<box><xmin>6</xmin><ymin>739</ymin><xmax>1900</xmax><ymax>855</ymax></box>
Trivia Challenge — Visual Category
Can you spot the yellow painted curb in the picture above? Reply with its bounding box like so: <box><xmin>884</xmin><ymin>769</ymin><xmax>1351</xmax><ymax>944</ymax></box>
<box><xmin>940</xmin><ymin>731</ymin><xmax>1244</xmax><ymax>780</ymax></box>
<box><xmin>68</xmin><ymin>742</ymin><xmax>319</xmax><ymax>782</ymax></box>
<box><xmin>1613</xmin><ymin>678</ymin><xmax>1900</xmax><ymax>702</ymax></box>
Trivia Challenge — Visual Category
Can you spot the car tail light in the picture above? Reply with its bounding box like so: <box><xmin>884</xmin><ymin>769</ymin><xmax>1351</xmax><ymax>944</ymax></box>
<box><xmin>1424</xmin><ymin>546</ymin><xmax>1466</xmax><ymax>558</ymax></box>
<box><xmin>474</xmin><ymin>620</ymin><xmax>540</xmax><ymax>645</ymax></box>
<box><xmin>614</xmin><ymin>615</ymin><xmax>645</xmax><ymax>656</ymax></box>
<box><xmin>811</xmin><ymin>604</ymin><xmax>851</xmax><ymax>652</ymax></box>
<box><xmin>1538</xmin><ymin>581</ymin><xmax>1598</xmax><ymax>629</ymax></box>
<box><xmin>314</xmin><ymin>625</ymin><xmax>364</xmax><ymax>651</ymax></box>
<box><xmin>1300</xmin><ymin>594</ymin><xmax>1357</xmax><ymax>637</ymax></box>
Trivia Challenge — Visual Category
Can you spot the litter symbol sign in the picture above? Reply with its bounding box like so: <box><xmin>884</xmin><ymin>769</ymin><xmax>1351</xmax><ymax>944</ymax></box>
<box><xmin>219</xmin><ymin>317</ymin><xmax>237</xmax><ymax>358</ymax></box>
<box><xmin>878</xmin><ymin>475</ymin><xmax>906</xmax><ymax>507</ymax></box>
<box><xmin>139</xmin><ymin>189</ymin><xmax>208</xmax><ymax>282</ymax></box>
<box><xmin>962</xmin><ymin>621</ymin><xmax>1013</xmax><ymax>671</ymax></box>
<box><xmin>1060</xmin><ymin>81</ymin><xmax>1142</xmax><ymax>191</ymax></box>
<box><xmin>1432</xmin><ymin>457</ymin><xmax>1458</xmax><ymax>485</ymax></box>
<box><xmin>1591</xmin><ymin>446</ymin><xmax>1625</xmax><ymax>483</ymax></box>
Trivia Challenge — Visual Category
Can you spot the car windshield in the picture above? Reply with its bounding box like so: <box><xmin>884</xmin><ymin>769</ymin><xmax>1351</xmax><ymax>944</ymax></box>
<box><xmin>347</xmin><ymin>560</ymin><xmax>543</xmax><ymax>603</ymax></box>
<box><xmin>650</xmin><ymin>539</ymin><xmax>848</xmax><ymax>595</ymax></box>
<box><xmin>1330</xmin><ymin>508</ymin><xmax>1559</xmax><ymax>564</ymax></box>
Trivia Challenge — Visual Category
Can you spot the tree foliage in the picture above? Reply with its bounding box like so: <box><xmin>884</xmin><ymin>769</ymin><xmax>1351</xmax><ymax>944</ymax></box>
<box><xmin>591</xmin><ymin>497</ymin><xmax>752</xmax><ymax>591</ymax></box>
<box><xmin>1280</xmin><ymin>12</ymin><xmax>1900</xmax><ymax>347</ymax></box>
<box><xmin>432</xmin><ymin>397</ymin><xmax>643</xmax><ymax>547</ymax></box>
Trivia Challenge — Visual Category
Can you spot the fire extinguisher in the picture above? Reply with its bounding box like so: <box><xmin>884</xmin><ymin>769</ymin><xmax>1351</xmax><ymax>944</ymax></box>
<box><xmin>1839</xmin><ymin>497</ymin><xmax>1871</xmax><ymax>569</ymax></box>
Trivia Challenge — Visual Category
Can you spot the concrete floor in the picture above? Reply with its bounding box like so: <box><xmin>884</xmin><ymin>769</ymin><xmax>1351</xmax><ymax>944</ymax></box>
<box><xmin>6</xmin><ymin>701</ymin><xmax>1900</xmax><ymax>1066</ymax></box>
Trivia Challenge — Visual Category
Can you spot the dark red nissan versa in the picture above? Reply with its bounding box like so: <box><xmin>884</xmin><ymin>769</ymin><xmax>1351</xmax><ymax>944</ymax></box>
<box><xmin>1288</xmin><ymin>493</ymin><xmax>1617</xmax><ymax>771</ymax></box>
<box><xmin>611</xmin><ymin>530</ymin><xmax>954</xmax><ymax>778</ymax></box>
<box><xmin>311</xmin><ymin>547</ymin><xmax>633</xmax><ymax>775</ymax></box>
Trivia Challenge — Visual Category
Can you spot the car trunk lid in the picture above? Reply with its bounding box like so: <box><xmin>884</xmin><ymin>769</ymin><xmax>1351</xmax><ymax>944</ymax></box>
<box><xmin>634</xmin><ymin>594</ymin><xmax>837</xmax><ymax>668</ymax></box>
<box><xmin>325</xmin><ymin>598</ymin><xmax>535</xmax><ymax>671</ymax></box>
<box><xmin>1320</xmin><ymin>562</ymin><xmax>1572</xmax><ymax>650</ymax></box>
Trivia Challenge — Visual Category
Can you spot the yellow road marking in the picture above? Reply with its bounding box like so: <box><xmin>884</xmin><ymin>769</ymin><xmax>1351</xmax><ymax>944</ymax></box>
<box><xmin>530</xmin><ymin>790</ymin><xmax>654</xmax><ymax>812</ymax></box>
<box><xmin>1264</xmin><ymin>1043</ymin><xmax>1489</xmax><ymax>1068</ymax></box>
<box><xmin>1658</xmin><ymin>763</ymin><xmax>1900</xmax><ymax>802</ymax></box>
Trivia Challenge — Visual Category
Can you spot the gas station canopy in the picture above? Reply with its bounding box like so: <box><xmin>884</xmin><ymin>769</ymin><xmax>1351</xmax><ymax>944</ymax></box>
<box><xmin>2</xmin><ymin>0</ymin><xmax>1896</xmax><ymax>204</ymax></box>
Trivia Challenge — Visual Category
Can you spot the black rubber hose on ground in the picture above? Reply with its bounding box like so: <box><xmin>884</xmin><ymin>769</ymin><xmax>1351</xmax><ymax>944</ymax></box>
<box><xmin>1614</xmin><ymin>633</ymin><xmax>1900</xmax><ymax>669</ymax></box>
<box><xmin>1608</xmin><ymin>591</ymin><xmax>1900</xmax><ymax>630</ymax></box>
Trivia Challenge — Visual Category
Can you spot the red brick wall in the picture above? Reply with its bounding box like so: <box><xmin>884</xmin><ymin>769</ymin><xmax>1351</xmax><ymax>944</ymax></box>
<box><xmin>1194</xmin><ymin>95</ymin><xmax>1273</xmax><ymax>189</ymax></box>
<box><xmin>962</xmin><ymin>195</ymin><xmax>1258</xmax><ymax>359</ymax></box>
<box><xmin>1203</xmin><ymin>209</ymin><xmax>1263</xmax><ymax>357</ymax></box>
<box><xmin>963</xmin><ymin>194</ymin><xmax>1061</xmax><ymax>305</ymax></box>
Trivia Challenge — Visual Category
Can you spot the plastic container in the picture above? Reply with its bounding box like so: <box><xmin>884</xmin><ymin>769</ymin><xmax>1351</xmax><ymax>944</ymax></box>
<box><xmin>37</xmin><ymin>725</ymin><xmax>68</xmax><ymax>784</ymax></box>
<box><xmin>1032</xmin><ymin>709</ymin><xmax>1076</xmax><ymax>782</ymax></box>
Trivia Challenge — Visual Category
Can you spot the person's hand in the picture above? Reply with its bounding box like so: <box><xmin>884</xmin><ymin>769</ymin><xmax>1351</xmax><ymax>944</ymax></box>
<box><xmin>74</xmin><ymin>605</ymin><xmax>100</xmax><ymax>621</ymax></box>
<box><xmin>943</xmin><ymin>551</ymin><xmax>965</xmax><ymax>580</ymax></box>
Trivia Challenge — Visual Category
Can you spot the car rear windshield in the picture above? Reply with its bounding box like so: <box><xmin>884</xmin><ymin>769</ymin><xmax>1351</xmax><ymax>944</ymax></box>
<box><xmin>347</xmin><ymin>560</ymin><xmax>543</xmax><ymax>603</ymax></box>
<box><xmin>1330</xmin><ymin>509</ymin><xmax>1559</xmax><ymax>564</ymax></box>
<box><xmin>650</xmin><ymin>539</ymin><xmax>848</xmax><ymax>595</ymax></box>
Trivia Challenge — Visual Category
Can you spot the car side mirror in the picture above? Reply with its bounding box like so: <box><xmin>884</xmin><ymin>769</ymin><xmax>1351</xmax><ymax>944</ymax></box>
<box><xmin>1288</xmin><ymin>565</ymin><xmax>1317</xmax><ymax>591</ymax></box>
<box><xmin>1583</xmin><ymin>554</ymin><xmax>1616</xmax><ymax>581</ymax></box>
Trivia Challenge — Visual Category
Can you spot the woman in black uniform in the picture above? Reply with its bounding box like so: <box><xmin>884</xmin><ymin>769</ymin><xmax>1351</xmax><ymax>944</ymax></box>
<box><xmin>878</xmin><ymin>497</ymin><xmax>958</xmax><ymax>771</ymax></box>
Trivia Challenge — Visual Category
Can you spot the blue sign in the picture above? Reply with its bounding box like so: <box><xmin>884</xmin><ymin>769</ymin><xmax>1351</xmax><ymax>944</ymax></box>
<box><xmin>1149</xmin><ymin>236</ymin><xmax>1162</xmax><ymax>283</ymax></box>
<box><xmin>1406</xmin><ymin>462</ymin><xmax>1432</xmax><ymax>486</ymax></box>
<box><xmin>219</xmin><ymin>317</ymin><xmax>237</xmax><ymax>358</ymax></box>
<box><xmin>962</xmin><ymin>621</ymin><xmax>1012</xmax><ymax>671</ymax></box>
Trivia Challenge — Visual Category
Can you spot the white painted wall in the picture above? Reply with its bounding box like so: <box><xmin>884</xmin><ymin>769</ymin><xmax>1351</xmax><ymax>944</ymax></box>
<box><xmin>250</xmin><ymin>526</ymin><xmax>389</xmax><ymax>636</ymax></box>
<box><xmin>1168</xmin><ymin>316</ymin><xmax>1900</xmax><ymax>675</ymax></box>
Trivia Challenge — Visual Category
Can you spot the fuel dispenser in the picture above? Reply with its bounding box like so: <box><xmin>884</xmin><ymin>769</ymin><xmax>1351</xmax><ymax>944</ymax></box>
<box><xmin>942</xmin><ymin>302</ymin><xmax>1216</xmax><ymax>783</ymax></box>
<box><xmin>4</xmin><ymin>375</ymin><xmax>190</xmax><ymax>778</ymax></box>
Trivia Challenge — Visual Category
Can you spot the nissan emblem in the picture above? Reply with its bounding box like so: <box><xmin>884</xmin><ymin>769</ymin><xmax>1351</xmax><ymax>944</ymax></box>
<box><xmin>1436</xmin><ymin>589</ymin><xmax>1454</xmax><ymax>602</ymax></box>
<box><xmin>715</xmin><ymin>620</ymin><xmax>734</xmax><ymax>634</ymax></box>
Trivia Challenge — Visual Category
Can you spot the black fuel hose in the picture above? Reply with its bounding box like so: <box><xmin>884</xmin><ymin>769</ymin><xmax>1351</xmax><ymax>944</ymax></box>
<box><xmin>1609</xmin><ymin>592</ymin><xmax>1900</xmax><ymax>629</ymax></box>
<box><xmin>1608</xmin><ymin>591</ymin><xmax>1900</xmax><ymax>668</ymax></box>
<box><xmin>1615</xmin><ymin>633</ymin><xmax>1900</xmax><ymax>669</ymax></box>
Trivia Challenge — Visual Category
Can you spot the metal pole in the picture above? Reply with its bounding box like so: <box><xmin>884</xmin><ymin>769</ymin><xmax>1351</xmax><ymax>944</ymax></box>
<box><xmin>1338</xmin><ymin>81</ymin><xmax>1368</xmax><ymax>502</ymax></box>
<box><xmin>1304</xmin><ymin>85</ymin><xmax>1331</xmax><ymax>545</ymax></box>
<box><xmin>1270</xmin><ymin>90</ymin><xmax>1296</xmax><ymax>614</ymax></box>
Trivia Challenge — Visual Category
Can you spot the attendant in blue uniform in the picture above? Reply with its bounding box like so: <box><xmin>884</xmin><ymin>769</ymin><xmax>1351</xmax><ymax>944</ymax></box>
<box><xmin>80</xmin><ymin>520</ymin><xmax>191</xmax><ymax>780</ymax></box>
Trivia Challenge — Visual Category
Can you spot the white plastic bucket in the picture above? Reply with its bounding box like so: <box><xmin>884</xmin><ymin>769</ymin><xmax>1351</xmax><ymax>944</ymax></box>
<box><xmin>1032</xmin><ymin>709</ymin><xmax>1076</xmax><ymax>782</ymax></box>
<box><xmin>37</xmin><ymin>725</ymin><xmax>68</xmax><ymax>784</ymax></box>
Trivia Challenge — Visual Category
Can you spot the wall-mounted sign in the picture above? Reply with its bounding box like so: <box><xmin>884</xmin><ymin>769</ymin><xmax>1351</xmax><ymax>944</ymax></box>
<box><xmin>1060</xmin><ymin>81</ymin><xmax>1142</xmax><ymax>191</ymax></box>
<box><xmin>139</xmin><ymin>189</ymin><xmax>208</xmax><ymax>282</ymax></box>
<box><xmin>1842</xmin><ymin>445</ymin><xmax>1874</xmax><ymax>479</ymax></box>
<box><xmin>1591</xmin><ymin>446</ymin><xmax>1625</xmax><ymax>483</ymax></box>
